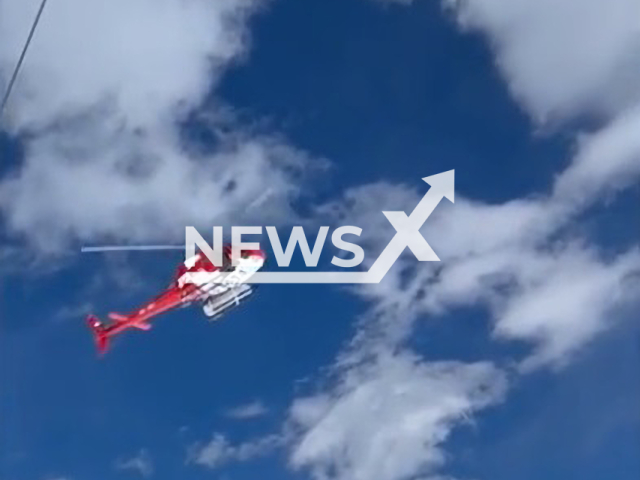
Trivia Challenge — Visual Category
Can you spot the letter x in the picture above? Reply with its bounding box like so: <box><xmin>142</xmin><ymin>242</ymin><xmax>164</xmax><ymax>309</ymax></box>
<box><xmin>382</xmin><ymin>210</ymin><xmax>439</xmax><ymax>262</ymax></box>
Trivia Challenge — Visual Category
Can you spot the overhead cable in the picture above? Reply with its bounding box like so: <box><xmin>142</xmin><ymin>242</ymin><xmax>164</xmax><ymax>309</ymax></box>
<box><xmin>0</xmin><ymin>0</ymin><xmax>51</xmax><ymax>119</ymax></box>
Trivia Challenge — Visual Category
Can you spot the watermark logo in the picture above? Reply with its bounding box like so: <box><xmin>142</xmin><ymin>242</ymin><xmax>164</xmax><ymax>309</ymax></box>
<box><xmin>187</xmin><ymin>170</ymin><xmax>454</xmax><ymax>284</ymax></box>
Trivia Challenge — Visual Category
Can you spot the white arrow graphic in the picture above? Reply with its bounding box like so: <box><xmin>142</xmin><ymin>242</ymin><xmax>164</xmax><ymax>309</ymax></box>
<box><xmin>243</xmin><ymin>169</ymin><xmax>455</xmax><ymax>284</ymax></box>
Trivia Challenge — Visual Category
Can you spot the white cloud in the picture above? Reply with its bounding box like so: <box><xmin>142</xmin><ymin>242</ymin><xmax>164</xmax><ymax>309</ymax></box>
<box><xmin>224</xmin><ymin>400</ymin><xmax>269</xmax><ymax>419</ymax></box>
<box><xmin>51</xmin><ymin>301</ymin><xmax>94</xmax><ymax>322</ymax></box>
<box><xmin>0</xmin><ymin>124</ymin><xmax>310</xmax><ymax>251</ymax></box>
<box><xmin>493</xmin><ymin>246</ymin><xmax>640</xmax><ymax>370</ymax></box>
<box><xmin>115</xmin><ymin>449</ymin><xmax>153</xmax><ymax>478</ymax></box>
<box><xmin>0</xmin><ymin>0</ymin><xmax>314</xmax><ymax>252</ymax></box>
<box><xmin>313</xmin><ymin>0</ymin><xmax>640</xmax><ymax>373</ymax></box>
<box><xmin>0</xmin><ymin>243</ymin><xmax>73</xmax><ymax>280</ymax></box>
<box><xmin>552</xmin><ymin>106</ymin><xmax>640</xmax><ymax>203</ymax></box>
<box><xmin>323</xmin><ymin>173</ymin><xmax>640</xmax><ymax>370</ymax></box>
<box><xmin>296</xmin><ymin>4</ymin><xmax>640</xmax><ymax>478</ymax></box>
<box><xmin>288</xmin><ymin>351</ymin><xmax>507</xmax><ymax>480</ymax></box>
<box><xmin>292</xmin><ymin>164</ymin><xmax>639</xmax><ymax>480</ymax></box>
<box><xmin>0</xmin><ymin>0</ymin><xmax>256</xmax><ymax>130</ymax></box>
<box><xmin>438</xmin><ymin>0</ymin><xmax>640</xmax><ymax>211</ymax></box>
<box><xmin>443</xmin><ymin>0</ymin><xmax>640</xmax><ymax>122</ymax></box>
<box><xmin>193</xmin><ymin>345</ymin><xmax>506</xmax><ymax>480</ymax></box>
<box><xmin>187</xmin><ymin>433</ymin><xmax>283</xmax><ymax>469</ymax></box>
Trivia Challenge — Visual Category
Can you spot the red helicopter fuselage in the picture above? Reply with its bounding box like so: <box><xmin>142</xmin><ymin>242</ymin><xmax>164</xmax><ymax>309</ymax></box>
<box><xmin>87</xmin><ymin>247</ymin><xmax>265</xmax><ymax>354</ymax></box>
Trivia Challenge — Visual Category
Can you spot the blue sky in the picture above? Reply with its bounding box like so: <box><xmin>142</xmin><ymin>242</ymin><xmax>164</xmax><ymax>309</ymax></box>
<box><xmin>1</xmin><ymin>1</ymin><xmax>639</xmax><ymax>480</ymax></box>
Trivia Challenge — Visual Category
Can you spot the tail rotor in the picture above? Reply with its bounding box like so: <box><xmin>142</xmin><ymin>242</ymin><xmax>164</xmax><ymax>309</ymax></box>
<box><xmin>86</xmin><ymin>315</ymin><xmax>110</xmax><ymax>355</ymax></box>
